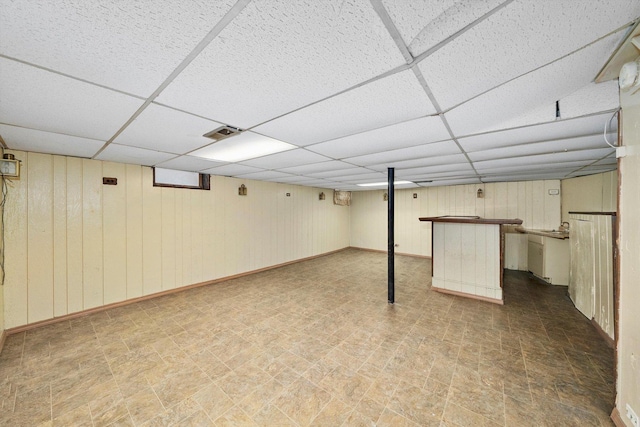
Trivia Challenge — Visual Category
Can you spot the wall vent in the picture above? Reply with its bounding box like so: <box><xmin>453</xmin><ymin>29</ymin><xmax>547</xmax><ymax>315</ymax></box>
<box><xmin>203</xmin><ymin>125</ymin><xmax>243</xmax><ymax>141</ymax></box>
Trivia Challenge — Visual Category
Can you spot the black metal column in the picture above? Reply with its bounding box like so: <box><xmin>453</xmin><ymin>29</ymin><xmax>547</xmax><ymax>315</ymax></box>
<box><xmin>388</xmin><ymin>167</ymin><xmax>395</xmax><ymax>304</ymax></box>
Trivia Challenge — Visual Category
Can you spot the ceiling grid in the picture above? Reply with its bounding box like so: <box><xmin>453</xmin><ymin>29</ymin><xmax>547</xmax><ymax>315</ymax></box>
<box><xmin>1</xmin><ymin>0</ymin><xmax>638</xmax><ymax>190</ymax></box>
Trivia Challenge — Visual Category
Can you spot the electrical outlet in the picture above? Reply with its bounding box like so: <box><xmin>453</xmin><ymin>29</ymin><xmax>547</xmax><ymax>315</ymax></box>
<box><xmin>627</xmin><ymin>404</ymin><xmax>639</xmax><ymax>427</ymax></box>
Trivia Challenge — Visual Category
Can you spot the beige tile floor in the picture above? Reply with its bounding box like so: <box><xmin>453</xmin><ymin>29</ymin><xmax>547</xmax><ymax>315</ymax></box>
<box><xmin>0</xmin><ymin>249</ymin><xmax>614</xmax><ymax>426</ymax></box>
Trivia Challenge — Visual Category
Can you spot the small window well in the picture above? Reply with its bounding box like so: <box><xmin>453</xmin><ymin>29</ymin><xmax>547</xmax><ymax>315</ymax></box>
<box><xmin>153</xmin><ymin>168</ymin><xmax>210</xmax><ymax>190</ymax></box>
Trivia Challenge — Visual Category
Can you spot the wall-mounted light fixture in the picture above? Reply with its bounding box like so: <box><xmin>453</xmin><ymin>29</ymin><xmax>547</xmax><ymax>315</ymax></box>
<box><xmin>319</xmin><ymin>192</ymin><xmax>325</xmax><ymax>200</ymax></box>
<box><xmin>477</xmin><ymin>188</ymin><xmax>484</xmax><ymax>199</ymax></box>
<box><xmin>238</xmin><ymin>184</ymin><xmax>247</xmax><ymax>196</ymax></box>
<box><xmin>383</xmin><ymin>192</ymin><xmax>388</xmax><ymax>201</ymax></box>
<box><xmin>413</xmin><ymin>193</ymin><xmax>418</xmax><ymax>199</ymax></box>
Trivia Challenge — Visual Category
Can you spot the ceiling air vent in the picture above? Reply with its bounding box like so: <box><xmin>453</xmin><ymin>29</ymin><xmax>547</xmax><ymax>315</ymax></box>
<box><xmin>203</xmin><ymin>125</ymin><xmax>243</xmax><ymax>141</ymax></box>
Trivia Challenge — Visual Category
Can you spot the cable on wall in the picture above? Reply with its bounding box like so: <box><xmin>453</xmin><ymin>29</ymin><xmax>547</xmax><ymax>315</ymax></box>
<box><xmin>603</xmin><ymin>108</ymin><xmax>620</xmax><ymax>148</ymax></box>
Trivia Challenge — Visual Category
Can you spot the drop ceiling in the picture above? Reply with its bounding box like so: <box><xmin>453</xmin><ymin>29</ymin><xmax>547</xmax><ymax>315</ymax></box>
<box><xmin>1</xmin><ymin>0</ymin><xmax>638</xmax><ymax>191</ymax></box>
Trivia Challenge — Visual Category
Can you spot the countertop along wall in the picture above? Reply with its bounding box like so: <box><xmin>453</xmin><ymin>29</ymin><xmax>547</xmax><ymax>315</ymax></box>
<box><xmin>2</xmin><ymin>150</ymin><xmax>350</xmax><ymax>329</ymax></box>
<box><xmin>350</xmin><ymin>180</ymin><xmax>561</xmax><ymax>257</ymax></box>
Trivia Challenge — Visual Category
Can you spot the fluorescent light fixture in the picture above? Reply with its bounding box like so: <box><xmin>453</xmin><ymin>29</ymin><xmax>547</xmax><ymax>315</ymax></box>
<box><xmin>357</xmin><ymin>180</ymin><xmax>412</xmax><ymax>187</ymax></box>
<box><xmin>191</xmin><ymin>131</ymin><xmax>295</xmax><ymax>162</ymax></box>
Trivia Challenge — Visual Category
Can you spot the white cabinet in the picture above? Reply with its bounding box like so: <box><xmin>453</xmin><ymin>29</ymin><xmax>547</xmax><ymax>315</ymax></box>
<box><xmin>527</xmin><ymin>235</ymin><xmax>570</xmax><ymax>285</ymax></box>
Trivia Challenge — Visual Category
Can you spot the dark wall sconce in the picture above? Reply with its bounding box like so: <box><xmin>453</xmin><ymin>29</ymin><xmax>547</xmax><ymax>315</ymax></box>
<box><xmin>477</xmin><ymin>188</ymin><xmax>484</xmax><ymax>198</ymax></box>
<box><xmin>238</xmin><ymin>184</ymin><xmax>247</xmax><ymax>196</ymax></box>
<box><xmin>383</xmin><ymin>192</ymin><xmax>388</xmax><ymax>201</ymax></box>
<box><xmin>413</xmin><ymin>193</ymin><xmax>418</xmax><ymax>199</ymax></box>
<box><xmin>319</xmin><ymin>192</ymin><xmax>325</xmax><ymax>200</ymax></box>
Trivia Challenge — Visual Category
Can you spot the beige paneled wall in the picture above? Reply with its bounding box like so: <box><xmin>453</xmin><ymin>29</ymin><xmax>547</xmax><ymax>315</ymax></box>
<box><xmin>617</xmin><ymin>87</ymin><xmax>640</xmax><ymax>426</ymax></box>
<box><xmin>561</xmin><ymin>171</ymin><xmax>617</xmax><ymax>221</ymax></box>
<box><xmin>2</xmin><ymin>151</ymin><xmax>350</xmax><ymax>329</ymax></box>
<box><xmin>350</xmin><ymin>180</ymin><xmax>561</xmax><ymax>256</ymax></box>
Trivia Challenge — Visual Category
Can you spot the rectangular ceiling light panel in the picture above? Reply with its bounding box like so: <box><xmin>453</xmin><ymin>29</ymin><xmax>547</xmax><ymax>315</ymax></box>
<box><xmin>307</xmin><ymin>115</ymin><xmax>450</xmax><ymax>159</ymax></box>
<box><xmin>445</xmin><ymin>30</ymin><xmax>626</xmax><ymax>137</ymax></box>
<box><xmin>156</xmin><ymin>0</ymin><xmax>405</xmax><ymax>128</ymax></box>
<box><xmin>419</xmin><ymin>1</ymin><xmax>640</xmax><ymax>110</ymax></box>
<box><xmin>0</xmin><ymin>0</ymin><xmax>237</xmax><ymax>97</ymax></box>
<box><xmin>190</xmin><ymin>132</ymin><xmax>295</xmax><ymax>163</ymax></box>
<box><xmin>254</xmin><ymin>70</ymin><xmax>436</xmax><ymax>146</ymax></box>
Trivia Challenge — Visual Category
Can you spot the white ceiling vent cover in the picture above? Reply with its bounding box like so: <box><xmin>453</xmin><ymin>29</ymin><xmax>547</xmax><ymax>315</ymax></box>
<box><xmin>202</xmin><ymin>125</ymin><xmax>243</xmax><ymax>141</ymax></box>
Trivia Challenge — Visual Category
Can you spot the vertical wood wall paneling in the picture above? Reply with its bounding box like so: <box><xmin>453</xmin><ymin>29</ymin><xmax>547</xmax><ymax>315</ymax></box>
<box><xmin>142</xmin><ymin>167</ymin><xmax>162</xmax><ymax>295</ymax></box>
<box><xmin>200</xmin><ymin>184</ymin><xmax>215</xmax><ymax>281</ymax></box>
<box><xmin>27</xmin><ymin>153</ymin><xmax>54</xmax><ymax>323</ymax></box>
<box><xmin>66</xmin><ymin>157</ymin><xmax>83</xmax><ymax>313</ymax></box>
<box><xmin>161</xmin><ymin>187</ymin><xmax>176</xmax><ymax>291</ymax></box>
<box><xmin>191</xmin><ymin>190</ymin><xmax>204</xmax><ymax>284</ymax></box>
<box><xmin>460</xmin><ymin>224</ymin><xmax>476</xmax><ymax>294</ymax></box>
<box><xmin>102</xmin><ymin>162</ymin><xmax>127</xmax><ymax>304</ymax></box>
<box><xmin>125</xmin><ymin>164</ymin><xmax>143</xmax><ymax>299</ymax></box>
<box><xmin>4</xmin><ymin>152</ymin><xmax>28</xmax><ymax>327</ymax></box>
<box><xmin>181</xmin><ymin>188</ymin><xmax>193</xmax><ymax>286</ymax></box>
<box><xmin>351</xmin><ymin>180</ymin><xmax>561</xmax><ymax>258</ymax></box>
<box><xmin>475</xmin><ymin>224</ymin><xmax>488</xmax><ymax>293</ymax></box>
<box><xmin>82</xmin><ymin>159</ymin><xmax>103</xmax><ymax>310</ymax></box>
<box><xmin>52</xmin><ymin>156</ymin><xmax>67</xmax><ymax>317</ymax></box>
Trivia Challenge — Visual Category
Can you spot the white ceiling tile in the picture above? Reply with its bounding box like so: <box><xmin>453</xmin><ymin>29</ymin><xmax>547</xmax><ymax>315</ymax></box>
<box><xmin>156</xmin><ymin>0</ymin><xmax>405</xmax><ymax>128</ymax></box>
<box><xmin>345</xmin><ymin>140</ymin><xmax>460</xmax><ymax>166</ymax></box>
<box><xmin>240</xmin><ymin>149</ymin><xmax>331</xmax><ymax>170</ymax></box>
<box><xmin>394</xmin><ymin>162</ymin><xmax>475</xmax><ymax>177</ymax></box>
<box><xmin>94</xmin><ymin>143</ymin><xmax>175</xmax><ymax>166</ymax></box>
<box><xmin>417</xmin><ymin>177</ymin><xmax>481</xmax><ymax>187</ymax></box>
<box><xmin>155</xmin><ymin>156</ymin><xmax>225</xmax><ymax>172</ymax></box>
<box><xmin>203</xmin><ymin>164</ymin><xmax>262</xmax><ymax>176</ymax></box>
<box><xmin>254</xmin><ymin>70</ymin><xmax>436</xmax><ymax>146</ymax></box>
<box><xmin>294</xmin><ymin>179</ymin><xmax>341</xmax><ymax>188</ymax></box>
<box><xmin>367</xmin><ymin>153</ymin><xmax>469</xmax><ymax>170</ymax></box>
<box><xmin>263</xmin><ymin>175</ymin><xmax>318</xmax><ymax>184</ymax></box>
<box><xmin>114</xmin><ymin>104</ymin><xmax>223</xmax><ymax>155</ymax></box>
<box><xmin>468</xmin><ymin>134</ymin><xmax>614</xmax><ymax>162</ymax></box>
<box><xmin>382</xmin><ymin>0</ymin><xmax>506</xmax><ymax>56</ymax></box>
<box><xmin>0</xmin><ymin>124</ymin><xmax>104</xmax><ymax>158</ymax></box>
<box><xmin>308</xmin><ymin>167</ymin><xmax>374</xmax><ymax>179</ymax></box>
<box><xmin>307</xmin><ymin>116</ymin><xmax>450</xmax><ymax>159</ymax></box>
<box><xmin>0</xmin><ymin>0</ymin><xmax>236</xmax><ymax>97</ymax></box>
<box><xmin>235</xmin><ymin>170</ymin><xmax>294</xmax><ymax>181</ymax></box>
<box><xmin>278</xmin><ymin>160</ymin><xmax>356</xmax><ymax>175</ymax></box>
<box><xmin>444</xmin><ymin>30</ymin><xmax>626</xmax><ymax>136</ymax></box>
<box><xmin>419</xmin><ymin>1</ymin><xmax>640</xmax><ymax>110</ymax></box>
<box><xmin>328</xmin><ymin>172</ymin><xmax>388</xmax><ymax>183</ymax></box>
<box><xmin>473</xmin><ymin>147</ymin><xmax>615</xmax><ymax>170</ymax></box>
<box><xmin>458</xmin><ymin>112</ymin><xmax>617</xmax><ymax>151</ymax></box>
<box><xmin>0</xmin><ymin>58</ymin><xmax>143</xmax><ymax>141</ymax></box>
<box><xmin>477</xmin><ymin>160</ymin><xmax>595</xmax><ymax>176</ymax></box>
<box><xmin>560</xmin><ymin>81</ymin><xmax>620</xmax><ymax>119</ymax></box>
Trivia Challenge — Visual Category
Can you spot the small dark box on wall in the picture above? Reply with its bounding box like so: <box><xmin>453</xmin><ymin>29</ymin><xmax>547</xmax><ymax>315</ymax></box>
<box><xmin>103</xmin><ymin>177</ymin><xmax>118</xmax><ymax>185</ymax></box>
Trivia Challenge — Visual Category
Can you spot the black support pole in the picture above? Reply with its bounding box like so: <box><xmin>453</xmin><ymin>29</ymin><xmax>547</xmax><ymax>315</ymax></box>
<box><xmin>388</xmin><ymin>167</ymin><xmax>395</xmax><ymax>304</ymax></box>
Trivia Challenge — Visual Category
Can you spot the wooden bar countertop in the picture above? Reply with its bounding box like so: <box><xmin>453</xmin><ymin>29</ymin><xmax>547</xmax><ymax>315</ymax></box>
<box><xmin>418</xmin><ymin>215</ymin><xmax>523</xmax><ymax>225</ymax></box>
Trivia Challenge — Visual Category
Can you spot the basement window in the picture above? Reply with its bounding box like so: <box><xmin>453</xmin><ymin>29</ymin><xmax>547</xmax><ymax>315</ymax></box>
<box><xmin>153</xmin><ymin>168</ymin><xmax>210</xmax><ymax>190</ymax></box>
